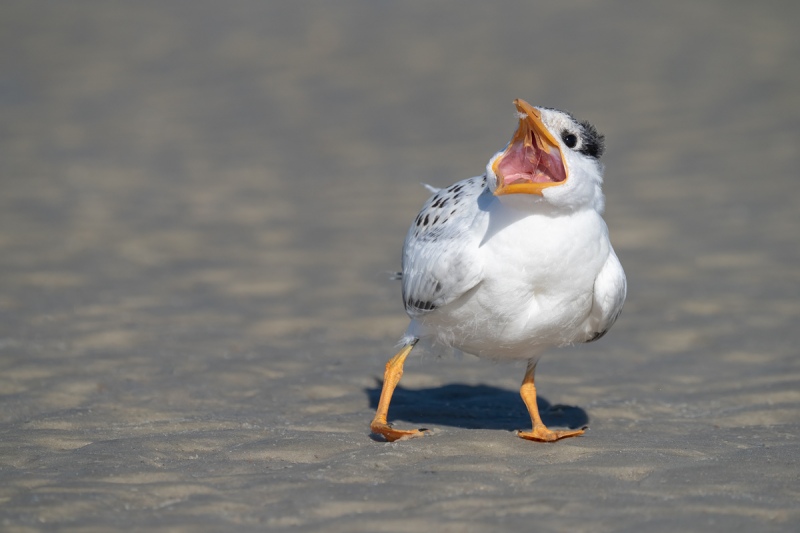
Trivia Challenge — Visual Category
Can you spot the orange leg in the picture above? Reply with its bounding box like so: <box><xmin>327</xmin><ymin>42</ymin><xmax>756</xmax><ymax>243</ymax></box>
<box><xmin>518</xmin><ymin>359</ymin><xmax>585</xmax><ymax>442</ymax></box>
<box><xmin>370</xmin><ymin>340</ymin><xmax>429</xmax><ymax>442</ymax></box>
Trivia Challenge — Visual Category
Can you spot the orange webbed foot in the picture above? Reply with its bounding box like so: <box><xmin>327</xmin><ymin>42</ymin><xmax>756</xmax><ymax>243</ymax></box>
<box><xmin>370</xmin><ymin>421</ymin><xmax>429</xmax><ymax>442</ymax></box>
<box><xmin>517</xmin><ymin>425</ymin><xmax>585</xmax><ymax>442</ymax></box>
<box><xmin>370</xmin><ymin>341</ymin><xmax>431</xmax><ymax>443</ymax></box>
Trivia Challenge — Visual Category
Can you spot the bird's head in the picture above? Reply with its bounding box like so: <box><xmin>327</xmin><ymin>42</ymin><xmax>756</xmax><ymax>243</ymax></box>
<box><xmin>487</xmin><ymin>99</ymin><xmax>606</xmax><ymax>211</ymax></box>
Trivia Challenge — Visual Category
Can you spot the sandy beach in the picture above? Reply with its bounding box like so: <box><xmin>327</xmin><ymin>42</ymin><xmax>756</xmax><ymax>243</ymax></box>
<box><xmin>1</xmin><ymin>2</ymin><xmax>799</xmax><ymax>531</ymax></box>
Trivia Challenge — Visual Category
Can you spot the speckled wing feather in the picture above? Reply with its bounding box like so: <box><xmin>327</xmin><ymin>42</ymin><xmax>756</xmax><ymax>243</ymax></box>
<box><xmin>401</xmin><ymin>176</ymin><xmax>487</xmax><ymax>318</ymax></box>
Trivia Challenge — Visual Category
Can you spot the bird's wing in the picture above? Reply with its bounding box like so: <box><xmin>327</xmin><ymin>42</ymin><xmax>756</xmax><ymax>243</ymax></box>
<box><xmin>584</xmin><ymin>248</ymin><xmax>627</xmax><ymax>342</ymax></box>
<box><xmin>401</xmin><ymin>176</ymin><xmax>487</xmax><ymax>318</ymax></box>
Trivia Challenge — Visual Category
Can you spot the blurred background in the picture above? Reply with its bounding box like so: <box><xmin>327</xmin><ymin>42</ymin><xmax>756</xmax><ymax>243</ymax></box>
<box><xmin>1</xmin><ymin>1</ymin><xmax>798</xmax><ymax>530</ymax></box>
<box><xmin>3</xmin><ymin>1</ymin><xmax>797</xmax><ymax>354</ymax></box>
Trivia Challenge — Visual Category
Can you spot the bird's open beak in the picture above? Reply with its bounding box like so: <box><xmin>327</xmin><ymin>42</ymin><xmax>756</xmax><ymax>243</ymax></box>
<box><xmin>492</xmin><ymin>99</ymin><xmax>568</xmax><ymax>196</ymax></box>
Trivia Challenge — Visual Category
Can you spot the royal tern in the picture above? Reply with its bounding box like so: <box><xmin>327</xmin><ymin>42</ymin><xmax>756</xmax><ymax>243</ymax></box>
<box><xmin>371</xmin><ymin>99</ymin><xmax>626</xmax><ymax>442</ymax></box>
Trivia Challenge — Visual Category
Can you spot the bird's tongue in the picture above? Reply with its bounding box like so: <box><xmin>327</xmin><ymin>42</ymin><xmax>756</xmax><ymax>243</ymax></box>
<box><xmin>497</xmin><ymin>140</ymin><xmax>566</xmax><ymax>186</ymax></box>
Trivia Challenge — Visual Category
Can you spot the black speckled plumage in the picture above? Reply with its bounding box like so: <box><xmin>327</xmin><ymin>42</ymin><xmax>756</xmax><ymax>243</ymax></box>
<box><xmin>578</xmin><ymin>120</ymin><xmax>604</xmax><ymax>159</ymax></box>
<box><xmin>540</xmin><ymin>106</ymin><xmax>604</xmax><ymax>159</ymax></box>
<box><xmin>401</xmin><ymin>175</ymin><xmax>487</xmax><ymax>317</ymax></box>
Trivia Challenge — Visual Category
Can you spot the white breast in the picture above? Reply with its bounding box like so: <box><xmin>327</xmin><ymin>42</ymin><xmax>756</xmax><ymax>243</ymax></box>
<box><xmin>411</xmin><ymin>204</ymin><xmax>612</xmax><ymax>360</ymax></box>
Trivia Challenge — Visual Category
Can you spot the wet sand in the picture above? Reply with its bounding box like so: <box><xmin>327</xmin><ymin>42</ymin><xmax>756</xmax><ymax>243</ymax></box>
<box><xmin>1</xmin><ymin>2</ymin><xmax>799</xmax><ymax>531</ymax></box>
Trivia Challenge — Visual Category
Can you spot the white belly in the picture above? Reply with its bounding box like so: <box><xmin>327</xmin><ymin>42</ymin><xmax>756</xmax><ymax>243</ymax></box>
<box><xmin>411</xmin><ymin>208</ymin><xmax>611</xmax><ymax>360</ymax></box>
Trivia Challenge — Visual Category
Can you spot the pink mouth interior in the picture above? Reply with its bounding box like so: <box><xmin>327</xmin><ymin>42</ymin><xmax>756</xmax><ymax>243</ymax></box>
<box><xmin>497</xmin><ymin>137</ymin><xmax>566</xmax><ymax>186</ymax></box>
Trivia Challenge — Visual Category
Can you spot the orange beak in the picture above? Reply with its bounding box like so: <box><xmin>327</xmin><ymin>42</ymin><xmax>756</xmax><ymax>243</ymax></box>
<box><xmin>492</xmin><ymin>99</ymin><xmax>568</xmax><ymax>196</ymax></box>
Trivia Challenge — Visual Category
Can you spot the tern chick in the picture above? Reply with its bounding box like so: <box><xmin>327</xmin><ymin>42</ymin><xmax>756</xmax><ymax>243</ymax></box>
<box><xmin>371</xmin><ymin>99</ymin><xmax>626</xmax><ymax>442</ymax></box>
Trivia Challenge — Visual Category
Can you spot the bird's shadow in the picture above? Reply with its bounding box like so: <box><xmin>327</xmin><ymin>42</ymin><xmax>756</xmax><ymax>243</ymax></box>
<box><xmin>365</xmin><ymin>381</ymin><xmax>588</xmax><ymax>439</ymax></box>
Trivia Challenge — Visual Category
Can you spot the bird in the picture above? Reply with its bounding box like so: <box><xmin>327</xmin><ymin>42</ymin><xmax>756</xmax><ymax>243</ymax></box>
<box><xmin>370</xmin><ymin>99</ymin><xmax>627</xmax><ymax>442</ymax></box>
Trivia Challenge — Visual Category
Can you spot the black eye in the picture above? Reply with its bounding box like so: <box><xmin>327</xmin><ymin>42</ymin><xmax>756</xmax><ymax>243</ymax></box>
<box><xmin>562</xmin><ymin>132</ymin><xmax>578</xmax><ymax>148</ymax></box>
